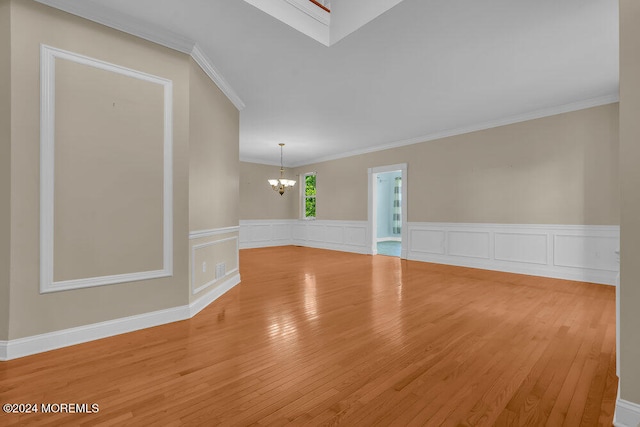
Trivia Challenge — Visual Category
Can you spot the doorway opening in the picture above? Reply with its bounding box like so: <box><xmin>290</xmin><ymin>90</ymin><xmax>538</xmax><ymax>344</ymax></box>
<box><xmin>368</xmin><ymin>164</ymin><xmax>407</xmax><ymax>258</ymax></box>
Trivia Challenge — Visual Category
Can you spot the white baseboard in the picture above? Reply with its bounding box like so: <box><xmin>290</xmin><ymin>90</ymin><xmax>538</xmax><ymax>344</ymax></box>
<box><xmin>189</xmin><ymin>273</ymin><xmax>240</xmax><ymax>317</ymax></box>
<box><xmin>0</xmin><ymin>274</ymin><xmax>240</xmax><ymax>361</ymax></box>
<box><xmin>614</xmin><ymin>398</ymin><xmax>640</xmax><ymax>427</ymax></box>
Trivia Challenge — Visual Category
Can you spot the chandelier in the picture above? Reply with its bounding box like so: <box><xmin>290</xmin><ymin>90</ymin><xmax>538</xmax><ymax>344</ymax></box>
<box><xmin>268</xmin><ymin>143</ymin><xmax>296</xmax><ymax>196</ymax></box>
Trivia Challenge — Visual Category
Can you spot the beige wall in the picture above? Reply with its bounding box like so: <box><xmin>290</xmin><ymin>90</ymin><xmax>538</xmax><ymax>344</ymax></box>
<box><xmin>619</xmin><ymin>0</ymin><xmax>640</xmax><ymax>406</ymax></box>
<box><xmin>0</xmin><ymin>0</ymin><xmax>11</xmax><ymax>341</ymax></box>
<box><xmin>7</xmin><ymin>0</ymin><xmax>191</xmax><ymax>339</ymax></box>
<box><xmin>189</xmin><ymin>59</ymin><xmax>239</xmax><ymax>231</ymax></box>
<box><xmin>240</xmin><ymin>161</ymin><xmax>297</xmax><ymax>219</ymax></box>
<box><xmin>188</xmin><ymin>59</ymin><xmax>240</xmax><ymax>303</ymax></box>
<box><xmin>286</xmin><ymin>104</ymin><xmax>619</xmax><ymax>225</ymax></box>
<box><xmin>53</xmin><ymin>58</ymin><xmax>165</xmax><ymax>281</ymax></box>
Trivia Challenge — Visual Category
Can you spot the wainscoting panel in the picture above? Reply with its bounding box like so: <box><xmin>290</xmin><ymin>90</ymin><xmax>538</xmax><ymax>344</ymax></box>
<box><xmin>554</xmin><ymin>234</ymin><xmax>618</xmax><ymax>272</ymax></box>
<box><xmin>448</xmin><ymin>231</ymin><xmax>491</xmax><ymax>259</ymax></box>
<box><xmin>494</xmin><ymin>232</ymin><xmax>548</xmax><ymax>265</ymax></box>
<box><xmin>408</xmin><ymin>223</ymin><xmax>619</xmax><ymax>285</ymax></box>
<box><xmin>325</xmin><ymin>225</ymin><xmax>345</xmax><ymax>245</ymax></box>
<box><xmin>293</xmin><ymin>221</ymin><xmax>369</xmax><ymax>254</ymax></box>
<box><xmin>409</xmin><ymin>229</ymin><xmax>445</xmax><ymax>255</ymax></box>
<box><xmin>190</xmin><ymin>236</ymin><xmax>239</xmax><ymax>295</ymax></box>
<box><xmin>307</xmin><ymin>224</ymin><xmax>327</xmax><ymax>243</ymax></box>
<box><xmin>239</xmin><ymin>220</ymin><xmax>293</xmax><ymax>248</ymax></box>
<box><xmin>292</xmin><ymin>223</ymin><xmax>308</xmax><ymax>241</ymax></box>
<box><xmin>239</xmin><ymin>221</ymin><xmax>619</xmax><ymax>285</ymax></box>
<box><xmin>240</xmin><ymin>220</ymin><xmax>369</xmax><ymax>254</ymax></box>
<box><xmin>345</xmin><ymin>226</ymin><xmax>368</xmax><ymax>247</ymax></box>
<box><xmin>273</xmin><ymin>223</ymin><xmax>292</xmax><ymax>241</ymax></box>
<box><xmin>250</xmin><ymin>224</ymin><xmax>274</xmax><ymax>243</ymax></box>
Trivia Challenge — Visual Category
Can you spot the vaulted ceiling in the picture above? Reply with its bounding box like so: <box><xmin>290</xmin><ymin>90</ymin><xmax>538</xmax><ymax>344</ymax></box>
<box><xmin>38</xmin><ymin>0</ymin><xmax>619</xmax><ymax>166</ymax></box>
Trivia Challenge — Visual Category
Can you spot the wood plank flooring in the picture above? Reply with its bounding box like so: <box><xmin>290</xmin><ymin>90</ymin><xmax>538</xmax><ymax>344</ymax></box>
<box><xmin>0</xmin><ymin>246</ymin><xmax>617</xmax><ymax>426</ymax></box>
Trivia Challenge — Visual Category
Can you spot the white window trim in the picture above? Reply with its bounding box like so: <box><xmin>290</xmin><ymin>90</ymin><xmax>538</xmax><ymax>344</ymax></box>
<box><xmin>301</xmin><ymin>172</ymin><xmax>317</xmax><ymax>220</ymax></box>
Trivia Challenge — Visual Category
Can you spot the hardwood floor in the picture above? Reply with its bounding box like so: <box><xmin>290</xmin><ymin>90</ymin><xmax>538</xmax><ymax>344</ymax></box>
<box><xmin>0</xmin><ymin>246</ymin><xmax>617</xmax><ymax>426</ymax></box>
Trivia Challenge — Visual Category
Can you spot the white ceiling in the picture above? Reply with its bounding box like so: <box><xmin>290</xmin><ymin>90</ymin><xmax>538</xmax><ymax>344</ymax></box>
<box><xmin>39</xmin><ymin>0</ymin><xmax>619</xmax><ymax>167</ymax></box>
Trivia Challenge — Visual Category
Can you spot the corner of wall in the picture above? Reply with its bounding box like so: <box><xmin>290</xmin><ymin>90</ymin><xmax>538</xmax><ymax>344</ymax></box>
<box><xmin>0</xmin><ymin>0</ymin><xmax>12</xmax><ymax>342</ymax></box>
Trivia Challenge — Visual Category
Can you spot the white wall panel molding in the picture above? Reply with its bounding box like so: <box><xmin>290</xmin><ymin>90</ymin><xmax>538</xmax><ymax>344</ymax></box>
<box><xmin>189</xmin><ymin>226</ymin><xmax>240</xmax><ymax>240</ymax></box>
<box><xmin>239</xmin><ymin>220</ymin><xmax>295</xmax><ymax>249</ymax></box>
<box><xmin>239</xmin><ymin>220</ymin><xmax>619</xmax><ymax>285</ymax></box>
<box><xmin>447</xmin><ymin>231</ymin><xmax>491</xmax><ymax>259</ymax></box>
<box><xmin>35</xmin><ymin>1</ymin><xmax>245</xmax><ymax>110</ymax></box>
<box><xmin>408</xmin><ymin>222</ymin><xmax>620</xmax><ymax>285</ymax></box>
<box><xmin>239</xmin><ymin>219</ymin><xmax>369</xmax><ymax>254</ymax></box>
<box><xmin>0</xmin><ymin>274</ymin><xmax>240</xmax><ymax>361</ymax></box>
<box><xmin>295</xmin><ymin>220</ymin><xmax>369</xmax><ymax>254</ymax></box>
<box><xmin>191</xmin><ymin>236</ymin><xmax>240</xmax><ymax>295</ymax></box>
<box><xmin>40</xmin><ymin>45</ymin><xmax>173</xmax><ymax>294</ymax></box>
<box><xmin>494</xmin><ymin>232</ymin><xmax>548</xmax><ymax>265</ymax></box>
<box><xmin>614</xmin><ymin>398</ymin><xmax>640</xmax><ymax>427</ymax></box>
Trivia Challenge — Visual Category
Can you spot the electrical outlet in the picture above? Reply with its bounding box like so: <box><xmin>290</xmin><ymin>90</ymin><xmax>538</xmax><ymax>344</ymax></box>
<box><xmin>215</xmin><ymin>262</ymin><xmax>226</xmax><ymax>279</ymax></box>
<box><xmin>202</xmin><ymin>261</ymin><xmax>207</xmax><ymax>273</ymax></box>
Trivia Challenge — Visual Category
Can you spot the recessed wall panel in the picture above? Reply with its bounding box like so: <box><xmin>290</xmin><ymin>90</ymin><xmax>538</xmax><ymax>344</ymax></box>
<box><xmin>345</xmin><ymin>226</ymin><xmax>366</xmax><ymax>246</ymax></box>
<box><xmin>409</xmin><ymin>229</ymin><xmax>445</xmax><ymax>254</ymax></box>
<box><xmin>494</xmin><ymin>233</ymin><xmax>548</xmax><ymax>265</ymax></box>
<box><xmin>448</xmin><ymin>231</ymin><xmax>490</xmax><ymax>259</ymax></box>
<box><xmin>325</xmin><ymin>226</ymin><xmax>343</xmax><ymax>244</ymax></box>
<box><xmin>250</xmin><ymin>225</ymin><xmax>273</xmax><ymax>242</ymax></box>
<box><xmin>52</xmin><ymin>58</ymin><xmax>165</xmax><ymax>282</ymax></box>
<box><xmin>554</xmin><ymin>235</ymin><xmax>618</xmax><ymax>271</ymax></box>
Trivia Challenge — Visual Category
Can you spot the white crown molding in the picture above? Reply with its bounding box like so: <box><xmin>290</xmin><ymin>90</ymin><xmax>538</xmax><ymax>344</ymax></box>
<box><xmin>34</xmin><ymin>0</ymin><xmax>245</xmax><ymax>111</ymax></box>
<box><xmin>189</xmin><ymin>226</ymin><xmax>240</xmax><ymax>240</ymax></box>
<box><xmin>284</xmin><ymin>0</ymin><xmax>330</xmax><ymax>26</ymax></box>
<box><xmin>287</xmin><ymin>94</ymin><xmax>620</xmax><ymax>167</ymax></box>
<box><xmin>239</xmin><ymin>156</ymin><xmax>284</xmax><ymax>167</ymax></box>
<box><xmin>190</xmin><ymin>45</ymin><xmax>246</xmax><ymax>111</ymax></box>
<box><xmin>39</xmin><ymin>44</ymin><xmax>174</xmax><ymax>294</ymax></box>
<box><xmin>35</xmin><ymin>0</ymin><xmax>195</xmax><ymax>53</ymax></box>
<box><xmin>0</xmin><ymin>274</ymin><xmax>241</xmax><ymax>361</ymax></box>
<box><xmin>614</xmin><ymin>398</ymin><xmax>640</xmax><ymax>427</ymax></box>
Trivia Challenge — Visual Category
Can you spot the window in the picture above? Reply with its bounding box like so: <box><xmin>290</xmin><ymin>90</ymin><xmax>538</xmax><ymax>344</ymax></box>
<box><xmin>303</xmin><ymin>172</ymin><xmax>316</xmax><ymax>219</ymax></box>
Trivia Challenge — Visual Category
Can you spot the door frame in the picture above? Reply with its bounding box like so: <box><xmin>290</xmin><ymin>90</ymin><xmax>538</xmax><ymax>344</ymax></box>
<box><xmin>368</xmin><ymin>163</ymin><xmax>408</xmax><ymax>258</ymax></box>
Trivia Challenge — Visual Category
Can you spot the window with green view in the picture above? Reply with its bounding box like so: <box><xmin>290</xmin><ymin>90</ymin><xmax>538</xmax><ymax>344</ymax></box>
<box><xmin>303</xmin><ymin>173</ymin><xmax>316</xmax><ymax>218</ymax></box>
